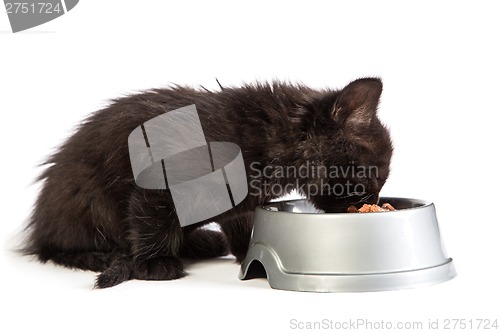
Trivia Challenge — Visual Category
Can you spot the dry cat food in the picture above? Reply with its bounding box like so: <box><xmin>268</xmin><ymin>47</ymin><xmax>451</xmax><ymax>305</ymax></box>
<box><xmin>347</xmin><ymin>203</ymin><xmax>396</xmax><ymax>213</ymax></box>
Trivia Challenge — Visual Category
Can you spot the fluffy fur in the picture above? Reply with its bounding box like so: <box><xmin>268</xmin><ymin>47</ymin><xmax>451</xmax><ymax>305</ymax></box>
<box><xmin>24</xmin><ymin>78</ymin><xmax>393</xmax><ymax>288</ymax></box>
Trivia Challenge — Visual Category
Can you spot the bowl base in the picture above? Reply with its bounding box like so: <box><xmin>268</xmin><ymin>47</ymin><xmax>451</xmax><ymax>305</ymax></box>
<box><xmin>239</xmin><ymin>244</ymin><xmax>456</xmax><ymax>293</ymax></box>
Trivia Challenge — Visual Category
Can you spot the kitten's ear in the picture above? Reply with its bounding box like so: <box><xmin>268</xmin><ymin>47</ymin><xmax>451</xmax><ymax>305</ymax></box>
<box><xmin>332</xmin><ymin>78</ymin><xmax>382</xmax><ymax>127</ymax></box>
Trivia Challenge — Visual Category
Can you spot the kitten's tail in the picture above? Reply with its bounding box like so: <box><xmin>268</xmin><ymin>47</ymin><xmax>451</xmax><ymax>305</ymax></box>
<box><xmin>25</xmin><ymin>247</ymin><xmax>133</xmax><ymax>288</ymax></box>
<box><xmin>94</xmin><ymin>255</ymin><xmax>134</xmax><ymax>289</ymax></box>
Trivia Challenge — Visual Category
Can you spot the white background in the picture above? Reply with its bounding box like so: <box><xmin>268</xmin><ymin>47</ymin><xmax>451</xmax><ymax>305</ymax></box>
<box><xmin>1</xmin><ymin>1</ymin><xmax>499</xmax><ymax>332</ymax></box>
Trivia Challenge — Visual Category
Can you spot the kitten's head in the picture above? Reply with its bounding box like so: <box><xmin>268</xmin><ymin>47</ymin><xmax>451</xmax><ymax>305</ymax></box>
<box><xmin>297</xmin><ymin>78</ymin><xmax>393</xmax><ymax>212</ymax></box>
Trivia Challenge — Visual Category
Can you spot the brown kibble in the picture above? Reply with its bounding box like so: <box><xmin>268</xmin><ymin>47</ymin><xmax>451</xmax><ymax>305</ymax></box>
<box><xmin>360</xmin><ymin>204</ymin><xmax>384</xmax><ymax>212</ymax></box>
<box><xmin>347</xmin><ymin>205</ymin><xmax>359</xmax><ymax>213</ymax></box>
<box><xmin>347</xmin><ymin>203</ymin><xmax>396</xmax><ymax>213</ymax></box>
<box><xmin>381</xmin><ymin>203</ymin><xmax>395</xmax><ymax>211</ymax></box>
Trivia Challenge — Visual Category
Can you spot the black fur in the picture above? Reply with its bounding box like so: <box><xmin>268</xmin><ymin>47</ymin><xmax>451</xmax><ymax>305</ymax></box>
<box><xmin>24</xmin><ymin>78</ymin><xmax>393</xmax><ymax>288</ymax></box>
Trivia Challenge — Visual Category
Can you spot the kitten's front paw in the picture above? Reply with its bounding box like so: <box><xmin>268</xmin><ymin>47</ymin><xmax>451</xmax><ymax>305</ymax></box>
<box><xmin>133</xmin><ymin>256</ymin><xmax>186</xmax><ymax>281</ymax></box>
<box><xmin>182</xmin><ymin>229</ymin><xmax>229</xmax><ymax>259</ymax></box>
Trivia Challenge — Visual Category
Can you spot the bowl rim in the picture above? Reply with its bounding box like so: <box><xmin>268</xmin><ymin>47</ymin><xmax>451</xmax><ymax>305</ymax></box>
<box><xmin>261</xmin><ymin>197</ymin><xmax>434</xmax><ymax>216</ymax></box>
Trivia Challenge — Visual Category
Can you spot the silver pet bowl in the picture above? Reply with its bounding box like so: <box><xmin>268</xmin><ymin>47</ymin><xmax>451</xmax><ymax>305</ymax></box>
<box><xmin>239</xmin><ymin>197</ymin><xmax>456</xmax><ymax>292</ymax></box>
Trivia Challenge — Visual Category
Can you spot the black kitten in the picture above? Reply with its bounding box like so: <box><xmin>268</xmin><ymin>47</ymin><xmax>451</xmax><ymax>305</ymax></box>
<box><xmin>24</xmin><ymin>78</ymin><xmax>393</xmax><ymax>288</ymax></box>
